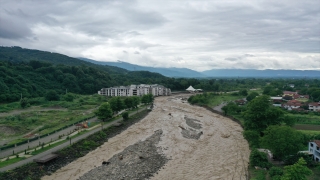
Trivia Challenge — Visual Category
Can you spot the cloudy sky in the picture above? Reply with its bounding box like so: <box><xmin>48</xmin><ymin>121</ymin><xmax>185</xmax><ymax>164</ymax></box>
<box><xmin>1</xmin><ymin>0</ymin><xmax>319</xmax><ymax>71</ymax></box>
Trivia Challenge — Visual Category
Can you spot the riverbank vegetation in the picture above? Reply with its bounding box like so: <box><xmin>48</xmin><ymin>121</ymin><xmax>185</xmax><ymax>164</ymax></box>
<box><xmin>188</xmin><ymin>91</ymin><xmax>320</xmax><ymax>179</ymax></box>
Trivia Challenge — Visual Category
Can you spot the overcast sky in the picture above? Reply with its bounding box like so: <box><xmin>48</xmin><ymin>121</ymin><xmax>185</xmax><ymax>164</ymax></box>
<box><xmin>1</xmin><ymin>0</ymin><xmax>319</xmax><ymax>71</ymax></box>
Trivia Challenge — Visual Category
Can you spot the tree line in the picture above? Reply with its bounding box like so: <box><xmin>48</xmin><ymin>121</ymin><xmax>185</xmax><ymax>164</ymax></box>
<box><xmin>94</xmin><ymin>94</ymin><xmax>153</xmax><ymax>121</ymax></box>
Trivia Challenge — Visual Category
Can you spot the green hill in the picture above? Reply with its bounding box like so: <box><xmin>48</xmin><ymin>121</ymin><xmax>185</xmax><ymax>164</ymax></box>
<box><xmin>0</xmin><ymin>46</ymin><xmax>182</xmax><ymax>103</ymax></box>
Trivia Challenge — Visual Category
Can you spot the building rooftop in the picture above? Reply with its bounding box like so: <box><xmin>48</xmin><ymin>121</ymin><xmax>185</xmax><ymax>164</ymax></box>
<box><xmin>313</xmin><ymin>140</ymin><xmax>320</xmax><ymax>147</ymax></box>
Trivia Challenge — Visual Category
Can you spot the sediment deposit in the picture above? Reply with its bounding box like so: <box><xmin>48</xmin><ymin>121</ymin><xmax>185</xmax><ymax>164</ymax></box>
<box><xmin>43</xmin><ymin>94</ymin><xmax>250</xmax><ymax>180</ymax></box>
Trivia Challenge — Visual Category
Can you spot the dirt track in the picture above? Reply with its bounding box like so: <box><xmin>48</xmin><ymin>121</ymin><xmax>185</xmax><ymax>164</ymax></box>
<box><xmin>43</xmin><ymin>94</ymin><xmax>250</xmax><ymax>180</ymax></box>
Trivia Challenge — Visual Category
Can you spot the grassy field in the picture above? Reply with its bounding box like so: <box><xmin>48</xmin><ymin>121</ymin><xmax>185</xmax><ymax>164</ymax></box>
<box><xmin>294</xmin><ymin>124</ymin><xmax>320</xmax><ymax>131</ymax></box>
<box><xmin>297</xmin><ymin>129</ymin><xmax>320</xmax><ymax>135</ymax></box>
<box><xmin>287</xmin><ymin>114</ymin><xmax>320</xmax><ymax>125</ymax></box>
<box><xmin>0</xmin><ymin>94</ymin><xmax>106</xmax><ymax>146</ymax></box>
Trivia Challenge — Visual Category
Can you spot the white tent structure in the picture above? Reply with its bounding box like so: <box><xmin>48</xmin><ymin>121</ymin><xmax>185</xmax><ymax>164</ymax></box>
<box><xmin>186</xmin><ymin>85</ymin><xmax>196</xmax><ymax>93</ymax></box>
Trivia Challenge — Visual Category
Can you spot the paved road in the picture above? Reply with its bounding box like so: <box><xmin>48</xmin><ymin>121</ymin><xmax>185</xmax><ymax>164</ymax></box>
<box><xmin>0</xmin><ymin>107</ymin><xmax>147</xmax><ymax>172</ymax></box>
<box><xmin>0</xmin><ymin>117</ymin><xmax>97</xmax><ymax>159</ymax></box>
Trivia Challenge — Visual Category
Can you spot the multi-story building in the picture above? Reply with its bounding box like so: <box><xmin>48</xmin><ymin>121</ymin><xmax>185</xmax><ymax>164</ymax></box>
<box><xmin>98</xmin><ymin>84</ymin><xmax>171</xmax><ymax>97</ymax></box>
<box><xmin>309</xmin><ymin>140</ymin><xmax>320</xmax><ymax>162</ymax></box>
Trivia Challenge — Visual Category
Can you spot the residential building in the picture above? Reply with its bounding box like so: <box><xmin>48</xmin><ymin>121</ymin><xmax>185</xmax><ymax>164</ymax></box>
<box><xmin>235</xmin><ymin>99</ymin><xmax>246</xmax><ymax>105</ymax></box>
<box><xmin>282</xmin><ymin>100</ymin><xmax>303</xmax><ymax>110</ymax></box>
<box><xmin>293</xmin><ymin>94</ymin><xmax>309</xmax><ymax>100</ymax></box>
<box><xmin>309</xmin><ymin>140</ymin><xmax>320</xmax><ymax>162</ymax></box>
<box><xmin>283</xmin><ymin>91</ymin><xmax>297</xmax><ymax>97</ymax></box>
<box><xmin>98</xmin><ymin>84</ymin><xmax>171</xmax><ymax>97</ymax></box>
<box><xmin>309</xmin><ymin>102</ymin><xmax>320</xmax><ymax>112</ymax></box>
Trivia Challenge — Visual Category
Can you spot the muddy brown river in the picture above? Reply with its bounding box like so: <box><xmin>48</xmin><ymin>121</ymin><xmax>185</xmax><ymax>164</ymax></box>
<box><xmin>43</xmin><ymin>94</ymin><xmax>250</xmax><ymax>180</ymax></box>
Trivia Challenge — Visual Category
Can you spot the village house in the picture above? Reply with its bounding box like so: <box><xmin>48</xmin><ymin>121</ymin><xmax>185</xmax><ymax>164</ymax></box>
<box><xmin>98</xmin><ymin>84</ymin><xmax>171</xmax><ymax>97</ymax></box>
<box><xmin>271</xmin><ymin>97</ymin><xmax>283</xmax><ymax>107</ymax></box>
<box><xmin>309</xmin><ymin>140</ymin><xmax>320</xmax><ymax>162</ymax></box>
<box><xmin>235</xmin><ymin>99</ymin><xmax>246</xmax><ymax>105</ymax></box>
<box><xmin>282</xmin><ymin>100</ymin><xmax>303</xmax><ymax>111</ymax></box>
<box><xmin>309</xmin><ymin>102</ymin><xmax>320</xmax><ymax>112</ymax></box>
<box><xmin>283</xmin><ymin>91</ymin><xmax>297</xmax><ymax>97</ymax></box>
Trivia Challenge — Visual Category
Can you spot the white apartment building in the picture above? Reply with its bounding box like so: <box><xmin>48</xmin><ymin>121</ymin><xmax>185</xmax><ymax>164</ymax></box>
<box><xmin>98</xmin><ymin>84</ymin><xmax>171</xmax><ymax>97</ymax></box>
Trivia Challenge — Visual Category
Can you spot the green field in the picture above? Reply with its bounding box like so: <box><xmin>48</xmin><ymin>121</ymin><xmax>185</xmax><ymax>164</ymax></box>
<box><xmin>297</xmin><ymin>129</ymin><xmax>320</xmax><ymax>135</ymax></box>
<box><xmin>0</xmin><ymin>94</ymin><xmax>105</xmax><ymax>146</ymax></box>
<box><xmin>294</xmin><ymin>124</ymin><xmax>320</xmax><ymax>131</ymax></box>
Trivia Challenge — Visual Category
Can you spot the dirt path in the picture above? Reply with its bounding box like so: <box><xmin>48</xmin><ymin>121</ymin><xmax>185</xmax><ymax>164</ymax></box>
<box><xmin>43</xmin><ymin>94</ymin><xmax>250</xmax><ymax>180</ymax></box>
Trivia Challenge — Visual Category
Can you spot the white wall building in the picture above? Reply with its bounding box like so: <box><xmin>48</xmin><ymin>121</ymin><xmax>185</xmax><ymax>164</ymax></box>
<box><xmin>309</xmin><ymin>102</ymin><xmax>320</xmax><ymax>112</ymax></box>
<box><xmin>98</xmin><ymin>84</ymin><xmax>171</xmax><ymax>97</ymax></box>
<box><xmin>309</xmin><ymin>140</ymin><xmax>320</xmax><ymax>162</ymax></box>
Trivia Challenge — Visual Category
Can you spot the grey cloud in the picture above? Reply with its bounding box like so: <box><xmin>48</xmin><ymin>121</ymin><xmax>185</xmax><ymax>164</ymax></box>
<box><xmin>0</xmin><ymin>0</ymin><xmax>319</xmax><ymax>71</ymax></box>
<box><xmin>225</xmin><ymin>58</ymin><xmax>239</xmax><ymax>61</ymax></box>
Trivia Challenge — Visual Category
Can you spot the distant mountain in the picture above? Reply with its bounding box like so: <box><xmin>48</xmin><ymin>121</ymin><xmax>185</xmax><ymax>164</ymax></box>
<box><xmin>78</xmin><ymin>58</ymin><xmax>206</xmax><ymax>78</ymax></box>
<box><xmin>0</xmin><ymin>46</ymin><xmax>129</xmax><ymax>75</ymax></box>
<box><xmin>202</xmin><ymin>69</ymin><xmax>320</xmax><ymax>77</ymax></box>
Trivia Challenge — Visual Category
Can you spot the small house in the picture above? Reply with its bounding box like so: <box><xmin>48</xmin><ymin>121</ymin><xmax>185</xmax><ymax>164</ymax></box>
<box><xmin>309</xmin><ymin>140</ymin><xmax>320</xmax><ymax>162</ymax></box>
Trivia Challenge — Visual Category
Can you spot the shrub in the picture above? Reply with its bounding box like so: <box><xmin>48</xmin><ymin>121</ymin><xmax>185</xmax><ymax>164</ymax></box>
<box><xmin>250</xmin><ymin>149</ymin><xmax>272</xmax><ymax>169</ymax></box>
<box><xmin>45</xmin><ymin>90</ymin><xmax>60</xmax><ymax>101</ymax></box>
<box><xmin>122</xmin><ymin>112</ymin><xmax>129</xmax><ymax>120</ymax></box>
<box><xmin>268</xmin><ymin>166</ymin><xmax>283</xmax><ymax>178</ymax></box>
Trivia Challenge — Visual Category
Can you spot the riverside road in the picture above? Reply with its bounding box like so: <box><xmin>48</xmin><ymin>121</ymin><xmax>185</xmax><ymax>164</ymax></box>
<box><xmin>0</xmin><ymin>107</ymin><xmax>146</xmax><ymax>172</ymax></box>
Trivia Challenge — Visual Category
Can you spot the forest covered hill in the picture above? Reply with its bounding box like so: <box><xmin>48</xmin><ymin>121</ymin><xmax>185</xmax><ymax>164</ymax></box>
<box><xmin>1</xmin><ymin>46</ymin><xmax>319</xmax><ymax>103</ymax></box>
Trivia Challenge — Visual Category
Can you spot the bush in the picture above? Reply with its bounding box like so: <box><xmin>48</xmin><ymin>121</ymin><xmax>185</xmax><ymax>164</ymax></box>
<box><xmin>283</xmin><ymin>153</ymin><xmax>315</xmax><ymax>167</ymax></box>
<box><xmin>122</xmin><ymin>112</ymin><xmax>129</xmax><ymax>120</ymax></box>
<box><xmin>243</xmin><ymin>130</ymin><xmax>260</xmax><ymax>148</ymax></box>
<box><xmin>269</xmin><ymin>166</ymin><xmax>283</xmax><ymax>178</ymax></box>
<box><xmin>45</xmin><ymin>90</ymin><xmax>59</xmax><ymax>101</ymax></box>
<box><xmin>250</xmin><ymin>149</ymin><xmax>272</xmax><ymax>169</ymax></box>
<box><xmin>20</xmin><ymin>98</ymin><xmax>29</xmax><ymax>108</ymax></box>
<box><xmin>63</xmin><ymin>93</ymin><xmax>74</xmax><ymax>102</ymax></box>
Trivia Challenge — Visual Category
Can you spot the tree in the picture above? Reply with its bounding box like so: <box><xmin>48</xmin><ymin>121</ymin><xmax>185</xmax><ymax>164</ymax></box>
<box><xmin>131</xmin><ymin>96</ymin><xmax>140</xmax><ymax>108</ymax></box>
<box><xmin>109</xmin><ymin>97</ymin><xmax>125</xmax><ymax>113</ymax></box>
<box><xmin>269</xmin><ymin>166</ymin><xmax>283</xmax><ymax>179</ymax></box>
<box><xmin>221</xmin><ymin>102</ymin><xmax>240</xmax><ymax>115</ymax></box>
<box><xmin>243</xmin><ymin>130</ymin><xmax>260</xmax><ymax>148</ymax></box>
<box><xmin>243</xmin><ymin>95</ymin><xmax>284</xmax><ymax>133</ymax></box>
<box><xmin>260</xmin><ymin>125</ymin><xmax>305</xmax><ymax>160</ymax></box>
<box><xmin>124</xmin><ymin>97</ymin><xmax>134</xmax><ymax>109</ymax></box>
<box><xmin>311</xmin><ymin>90</ymin><xmax>320</xmax><ymax>102</ymax></box>
<box><xmin>20</xmin><ymin>97</ymin><xmax>29</xmax><ymax>108</ymax></box>
<box><xmin>246</xmin><ymin>92</ymin><xmax>259</xmax><ymax>101</ymax></box>
<box><xmin>94</xmin><ymin>102</ymin><xmax>113</xmax><ymax>121</ymax></box>
<box><xmin>45</xmin><ymin>90</ymin><xmax>60</xmax><ymax>101</ymax></box>
<box><xmin>283</xmin><ymin>153</ymin><xmax>314</xmax><ymax>167</ymax></box>
<box><xmin>281</xmin><ymin>158</ymin><xmax>312</xmax><ymax>180</ymax></box>
<box><xmin>239</xmin><ymin>89</ymin><xmax>248</xmax><ymax>96</ymax></box>
<box><xmin>249</xmin><ymin>149</ymin><xmax>271</xmax><ymax>168</ymax></box>
<box><xmin>141</xmin><ymin>94</ymin><xmax>153</xmax><ymax>104</ymax></box>
<box><xmin>141</xmin><ymin>94</ymin><xmax>149</xmax><ymax>104</ymax></box>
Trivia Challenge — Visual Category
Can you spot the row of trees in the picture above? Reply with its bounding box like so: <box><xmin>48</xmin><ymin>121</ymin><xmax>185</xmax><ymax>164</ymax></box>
<box><xmin>94</xmin><ymin>94</ymin><xmax>153</xmax><ymax>121</ymax></box>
